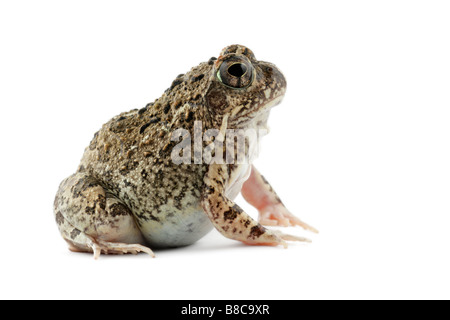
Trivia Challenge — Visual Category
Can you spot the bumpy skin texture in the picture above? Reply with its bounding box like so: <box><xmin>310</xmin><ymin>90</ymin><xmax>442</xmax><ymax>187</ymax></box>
<box><xmin>53</xmin><ymin>45</ymin><xmax>316</xmax><ymax>258</ymax></box>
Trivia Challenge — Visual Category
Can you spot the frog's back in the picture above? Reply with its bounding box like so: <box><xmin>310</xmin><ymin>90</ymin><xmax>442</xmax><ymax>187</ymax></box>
<box><xmin>74</xmin><ymin>56</ymin><xmax>219</xmax><ymax>245</ymax></box>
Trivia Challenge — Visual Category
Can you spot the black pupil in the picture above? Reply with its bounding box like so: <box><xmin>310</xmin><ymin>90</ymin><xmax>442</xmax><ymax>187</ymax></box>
<box><xmin>228</xmin><ymin>63</ymin><xmax>247</xmax><ymax>78</ymax></box>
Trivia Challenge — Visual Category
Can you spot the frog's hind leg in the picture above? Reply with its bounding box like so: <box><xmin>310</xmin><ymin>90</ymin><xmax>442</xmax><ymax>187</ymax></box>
<box><xmin>54</xmin><ymin>173</ymin><xmax>154</xmax><ymax>259</ymax></box>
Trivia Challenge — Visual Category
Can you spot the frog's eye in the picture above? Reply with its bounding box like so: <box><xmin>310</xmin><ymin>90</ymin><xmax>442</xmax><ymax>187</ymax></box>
<box><xmin>217</xmin><ymin>57</ymin><xmax>253</xmax><ymax>89</ymax></box>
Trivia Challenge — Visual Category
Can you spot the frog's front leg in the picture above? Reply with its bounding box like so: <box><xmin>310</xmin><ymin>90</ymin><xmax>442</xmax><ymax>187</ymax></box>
<box><xmin>201</xmin><ymin>164</ymin><xmax>309</xmax><ymax>247</ymax></box>
<box><xmin>241</xmin><ymin>165</ymin><xmax>318</xmax><ymax>233</ymax></box>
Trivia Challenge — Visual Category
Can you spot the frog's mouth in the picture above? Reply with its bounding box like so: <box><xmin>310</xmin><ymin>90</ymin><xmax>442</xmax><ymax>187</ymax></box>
<box><xmin>236</xmin><ymin>94</ymin><xmax>284</xmax><ymax>117</ymax></box>
<box><xmin>262</xmin><ymin>94</ymin><xmax>285</xmax><ymax>110</ymax></box>
<box><xmin>230</xmin><ymin>94</ymin><xmax>285</xmax><ymax>128</ymax></box>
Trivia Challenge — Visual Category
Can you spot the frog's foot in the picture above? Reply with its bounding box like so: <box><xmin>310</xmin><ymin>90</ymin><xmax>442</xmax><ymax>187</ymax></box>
<box><xmin>85</xmin><ymin>238</ymin><xmax>155</xmax><ymax>259</ymax></box>
<box><xmin>259</xmin><ymin>203</ymin><xmax>319</xmax><ymax>233</ymax></box>
<box><xmin>65</xmin><ymin>231</ymin><xmax>155</xmax><ymax>259</ymax></box>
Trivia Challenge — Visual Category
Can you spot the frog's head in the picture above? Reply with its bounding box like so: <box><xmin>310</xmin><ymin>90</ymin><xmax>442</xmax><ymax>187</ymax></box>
<box><xmin>205</xmin><ymin>44</ymin><xmax>287</xmax><ymax>129</ymax></box>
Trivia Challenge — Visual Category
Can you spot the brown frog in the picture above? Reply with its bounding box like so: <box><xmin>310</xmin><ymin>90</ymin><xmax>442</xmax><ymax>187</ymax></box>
<box><xmin>53</xmin><ymin>44</ymin><xmax>317</xmax><ymax>258</ymax></box>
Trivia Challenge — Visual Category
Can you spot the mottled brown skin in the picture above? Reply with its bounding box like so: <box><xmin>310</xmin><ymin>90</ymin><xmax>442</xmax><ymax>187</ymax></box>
<box><xmin>53</xmin><ymin>44</ymin><xmax>316</xmax><ymax>258</ymax></box>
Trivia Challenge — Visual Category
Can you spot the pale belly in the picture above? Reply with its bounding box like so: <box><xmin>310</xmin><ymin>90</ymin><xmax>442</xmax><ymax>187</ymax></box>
<box><xmin>137</xmin><ymin>202</ymin><xmax>213</xmax><ymax>248</ymax></box>
<box><xmin>135</xmin><ymin>164</ymin><xmax>252</xmax><ymax>248</ymax></box>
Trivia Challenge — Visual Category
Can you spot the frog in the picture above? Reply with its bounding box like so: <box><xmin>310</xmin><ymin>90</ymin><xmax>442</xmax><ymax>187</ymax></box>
<box><xmin>53</xmin><ymin>44</ymin><xmax>318</xmax><ymax>259</ymax></box>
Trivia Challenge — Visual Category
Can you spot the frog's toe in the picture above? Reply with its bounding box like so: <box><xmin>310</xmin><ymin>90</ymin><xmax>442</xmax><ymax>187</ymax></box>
<box><xmin>271</xmin><ymin>230</ymin><xmax>311</xmax><ymax>244</ymax></box>
<box><xmin>241</xmin><ymin>230</ymin><xmax>310</xmax><ymax>248</ymax></box>
<box><xmin>259</xmin><ymin>206</ymin><xmax>291</xmax><ymax>227</ymax></box>
<box><xmin>259</xmin><ymin>204</ymin><xmax>319</xmax><ymax>233</ymax></box>
<box><xmin>240</xmin><ymin>228</ymin><xmax>312</xmax><ymax>249</ymax></box>
<box><xmin>89</xmin><ymin>239</ymin><xmax>155</xmax><ymax>259</ymax></box>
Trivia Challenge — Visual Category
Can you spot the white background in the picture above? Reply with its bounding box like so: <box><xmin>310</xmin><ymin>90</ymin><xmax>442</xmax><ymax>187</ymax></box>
<box><xmin>1</xmin><ymin>1</ymin><xmax>449</xmax><ymax>300</ymax></box>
